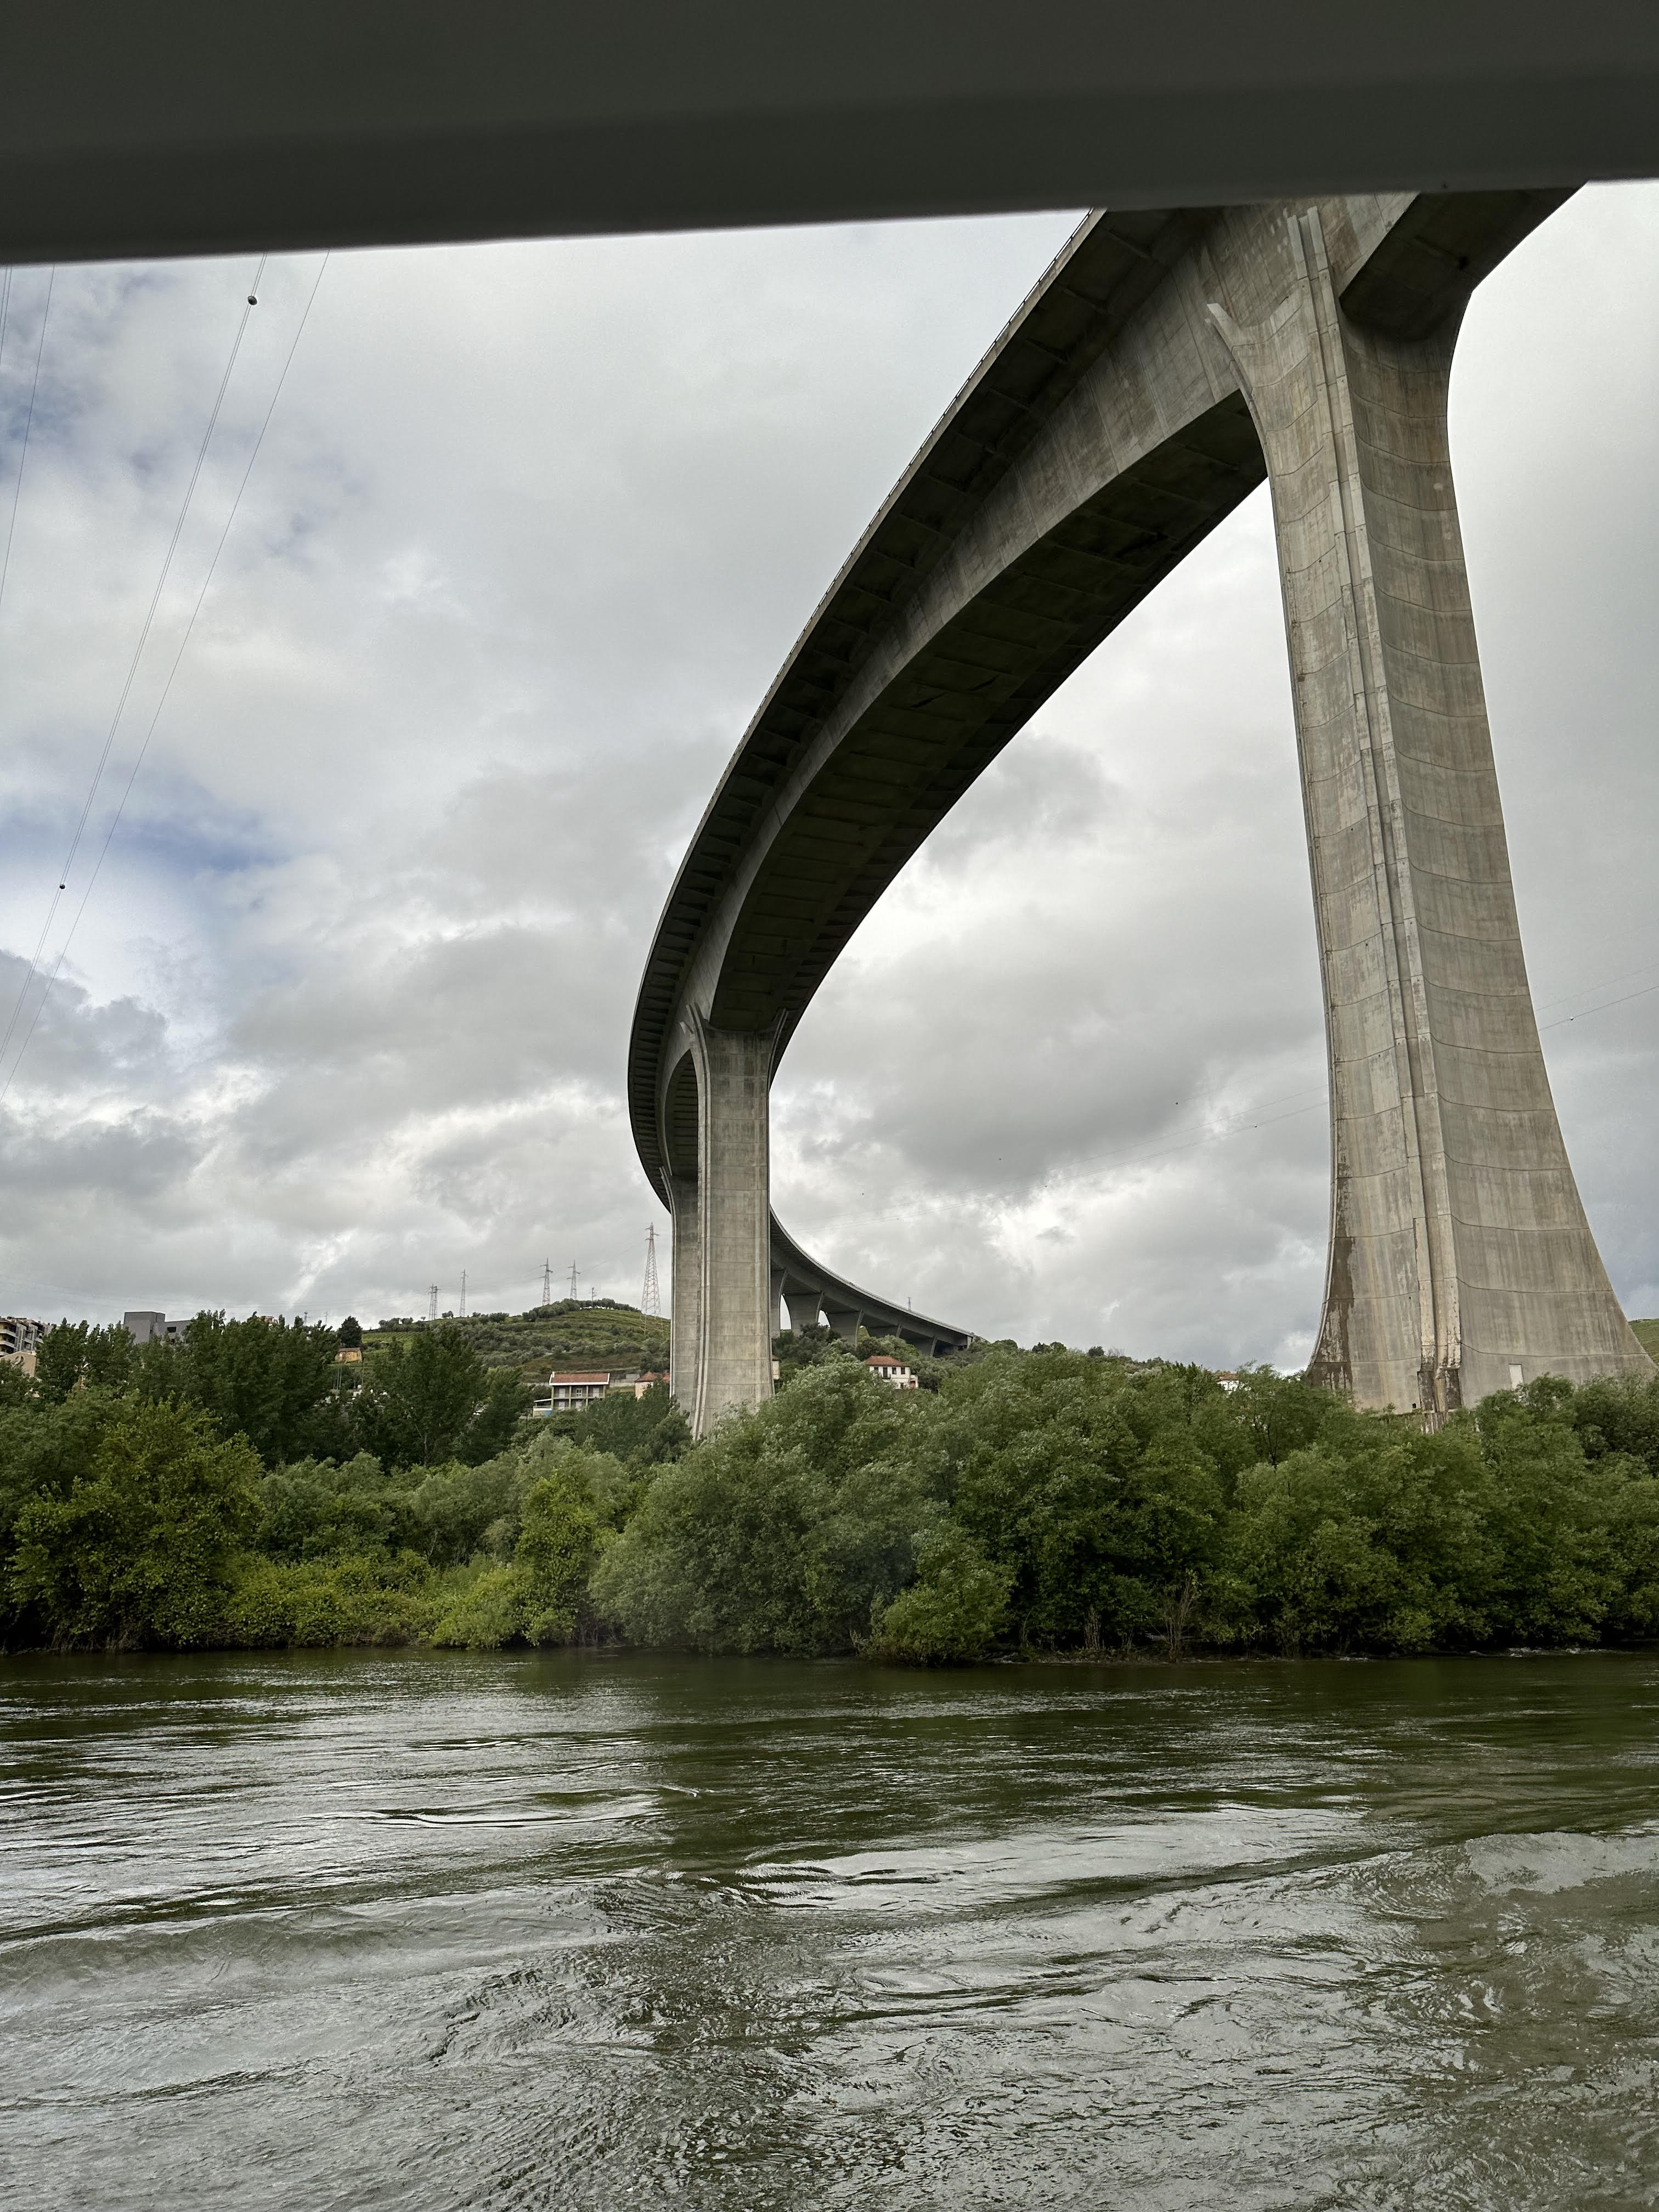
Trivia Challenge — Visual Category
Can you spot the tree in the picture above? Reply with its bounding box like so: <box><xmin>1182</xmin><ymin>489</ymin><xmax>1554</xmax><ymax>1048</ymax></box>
<box><xmin>591</xmin><ymin>1361</ymin><xmax>935</xmax><ymax>1652</ymax></box>
<box><xmin>82</xmin><ymin>1323</ymin><xmax>136</xmax><ymax>1391</ymax></box>
<box><xmin>9</xmin><ymin>1398</ymin><xmax>259</xmax><ymax>1647</ymax></box>
<box><xmin>35</xmin><ymin>1322</ymin><xmax>90</xmax><ymax>1402</ymax></box>
<box><xmin>772</xmin><ymin>1323</ymin><xmax>857</xmax><ymax>1384</ymax></box>
<box><xmin>560</xmin><ymin>1381</ymin><xmax>689</xmax><ymax>1466</ymax></box>
<box><xmin>37</xmin><ymin>1320</ymin><xmax>138</xmax><ymax>1400</ymax></box>
<box><xmin>0</xmin><ymin>1389</ymin><xmax>120</xmax><ymax>1571</ymax></box>
<box><xmin>459</xmin><ymin>1367</ymin><xmax>535</xmax><ymax>1465</ymax></box>
<box><xmin>337</xmin><ymin>1315</ymin><xmax>364</xmax><ymax>1348</ymax></box>
<box><xmin>870</xmin><ymin>1522</ymin><xmax>1011</xmax><ymax>1662</ymax></box>
<box><xmin>145</xmin><ymin>1311</ymin><xmax>344</xmax><ymax>1465</ymax></box>
<box><xmin>352</xmin><ymin>1325</ymin><xmax>527</xmax><ymax>1470</ymax></box>
<box><xmin>515</xmin><ymin>1464</ymin><xmax>603</xmax><ymax>1641</ymax></box>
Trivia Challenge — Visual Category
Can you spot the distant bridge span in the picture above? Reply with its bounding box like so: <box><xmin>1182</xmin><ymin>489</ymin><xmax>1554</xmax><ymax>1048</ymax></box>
<box><xmin>629</xmin><ymin>188</ymin><xmax>1654</xmax><ymax>1435</ymax></box>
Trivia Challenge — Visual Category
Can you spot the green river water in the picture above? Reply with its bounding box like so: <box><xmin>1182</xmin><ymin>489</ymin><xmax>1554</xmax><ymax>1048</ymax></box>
<box><xmin>3</xmin><ymin>1649</ymin><xmax>1658</xmax><ymax>2209</ymax></box>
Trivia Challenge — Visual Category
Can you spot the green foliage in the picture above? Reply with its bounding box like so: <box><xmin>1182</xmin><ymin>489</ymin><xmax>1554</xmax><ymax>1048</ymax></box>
<box><xmin>4</xmin><ymin>1336</ymin><xmax>1658</xmax><ymax>1665</ymax></box>
<box><xmin>427</xmin><ymin>1564</ymin><xmax>530</xmax><ymax>1651</ymax></box>
<box><xmin>223</xmin><ymin>1551</ymin><xmax>438</xmax><ymax>1647</ymax></box>
<box><xmin>1226</xmin><ymin>1429</ymin><xmax>1501</xmax><ymax>1652</ymax></box>
<box><xmin>515</xmin><ymin>1465</ymin><xmax>603</xmax><ymax>1640</ymax></box>
<box><xmin>9</xmin><ymin>1399</ymin><xmax>259</xmax><ymax>1649</ymax></box>
<box><xmin>935</xmin><ymin>1349</ymin><xmax>1232</xmax><ymax>1647</ymax></box>
<box><xmin>352</xmin><ymin>1325</ymin><xmax>531</xmax><ymax>1470</ymax></box>
<box><xmin>35</xmin><ymin>1321</ymin><xmax>134</xmax><ymax>1401</ymax></box>
<box><xmin>1567</xmin><ymin>1369</ymin><xmax>1659</xmax><ymax>1479</ymax></box>
<box><xmin>252</xmin><ymin>1453</ymin><xmax>402</xmax><ymax>1561</ymax></box>
<box><xmin>869</xmin><ymin>1522</ymin><xmax>1011</xmax><ymax>1662</ymax></box>
<box><xmin>551</xmin><ymin>1380</ymin><xmax>690</xmax><ymax>1466</ymax></box>
<box><xmin>1475</xmin><ymin>1381</ymin><xmax>1659</xmax><ymax>1643</ymax></box>
<box><xmin>129</xmin><ymin>1311</ymin><xmax>345</xmax><ymax>1464</ymax></box>
<box><xmin>772</xmin><ymin>1324</ymin><xmax>859</xmax><ymax>1384</ymax></box>
<box><xmin>337</xmin><ymin>1314</ymin><xmax>364</xmax><ymax>1348</ymax></box>
<box><xmin>591</xmin><ymin>1362</ymin><xmax>935</xmax><ymax>1653</ymax></box>
<box><xmin>367</xmin><ymin>1300</ymin><xmax>669</xmax><ymax>1392</ymax></box>
<box><xmin>431</xmin><ymin>1458</ymin><xmax>606</xmax><ymax>1649</ymax></box>
<box><xmin>0</xmin><ymin>1389</ymin><xmax>120</xmax><ymax>1566</ymax></box>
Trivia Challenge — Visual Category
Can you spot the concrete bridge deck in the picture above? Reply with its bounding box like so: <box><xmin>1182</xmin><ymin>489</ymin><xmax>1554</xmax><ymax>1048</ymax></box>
<box><xmin>631</xmin><ymin>187</ymin><xmax>1654</xmax><ymax>1433</ymax></box>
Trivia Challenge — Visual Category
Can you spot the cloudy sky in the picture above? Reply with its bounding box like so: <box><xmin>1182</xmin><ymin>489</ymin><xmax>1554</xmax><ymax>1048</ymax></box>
<box><xmin>1</xmin><ymin>184</ymin><xmax>1655</xmax><ymax>1363</ymax></box>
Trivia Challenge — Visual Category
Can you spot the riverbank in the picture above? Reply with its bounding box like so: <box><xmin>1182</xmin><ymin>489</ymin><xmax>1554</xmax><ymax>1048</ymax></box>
<box><xmin>5</xmin><ymin>1336</ymin><xmax>1658</xmax><ymax>1663</ymax></box>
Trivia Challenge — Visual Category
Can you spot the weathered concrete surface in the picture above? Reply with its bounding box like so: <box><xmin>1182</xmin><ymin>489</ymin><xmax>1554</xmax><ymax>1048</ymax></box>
<box><xmin>1211</xmin><ymin>208</ymin><xmax>1649</xmax><ymax>1410</ymax></box>
<box><xmin>686</xmin><ymin>1018</ymin><xmax>777</xmax><ymax>1434</ymax></box>
<box><xmin>634</xmin><ymin>189</ymin><xmax>1653</xmax><ymax>1431</ymax></box>
<box><xmin>665</xmin><ymin>1171</ymin><xmax>700</xmax><ymax>1413</ymax></box>
<box><xmin>665</xmin><ymin>1038</ymin><xmax>972</xmax><ymax>1429</ymax></box>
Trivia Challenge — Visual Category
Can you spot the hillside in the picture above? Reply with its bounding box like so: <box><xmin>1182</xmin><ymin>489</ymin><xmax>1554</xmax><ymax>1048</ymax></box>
<box><xmin>368</xmin><ymin>1302</ymin><xmax>670</xmax><ymax>1389</ymax></box>
<box><xmin>1633</xmin><ymin>1317</ymin><xmax>1659</xmax><ymax>1363</ymax></box>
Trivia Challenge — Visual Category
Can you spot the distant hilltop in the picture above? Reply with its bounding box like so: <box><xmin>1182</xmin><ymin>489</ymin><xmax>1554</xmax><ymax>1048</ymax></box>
<box><xmin>366</xmin><ymin>1301</ymin><xmax>669</xmax><ymax>1393</ymax></box>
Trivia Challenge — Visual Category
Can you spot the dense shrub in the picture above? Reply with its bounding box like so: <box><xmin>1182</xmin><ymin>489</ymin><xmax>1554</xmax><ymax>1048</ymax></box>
<box><xmin>4</xmin><ymin>1332</ymin><xmax>1658</xmax><ymax>1663</ymax></box>
<box><xmin>430</xmin><ymin>1459</ymin><xmax>604</xmax><ymax>1649</ymax></box>
<box><xmin>868</xmin><ymin>1523</ymin><xmax>1012</xmax><ymax>1662</ymax></box>
<box><xmin>590</xmin><ymin>1362</ymin><xmax>936</xmax><ymax>1652</ymax></box>
<box><xmin>10</xmin><ymin>1398</ymin><xmax>259</xmax><ymax>1649</ymax></box>
<box><xmin>224</xmin><ymin>1553</ymin><xmax>439</xmax><ymax>1647</ymax></box>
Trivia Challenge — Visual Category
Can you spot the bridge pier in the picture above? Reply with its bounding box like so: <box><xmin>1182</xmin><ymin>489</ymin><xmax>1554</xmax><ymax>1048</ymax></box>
<box><xmin>670</xmin><ymin>1017</ymin><xmax>779</xmax><ymax>1436</ymax></box>
<box><xmin>1214</xmin><ymin>208</ymin><xmax>1649</xmax><ymax>1413</ymax></box>
<box><xmin>667</xmin><ymin>1171</ymin><xmax>701</xmax><ymax>1410</ymax></box>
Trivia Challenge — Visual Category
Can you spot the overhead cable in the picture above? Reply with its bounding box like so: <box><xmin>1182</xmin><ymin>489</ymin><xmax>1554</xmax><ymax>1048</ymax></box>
<box><xmin>0</xmin><ymin>254</ymin><xmax>329</xmax><ymax>1107</ymax></box>
<box><xmin>0</xmin><ymin>258</ymin><xmax>266</xmax><ymax>1080</ymax></box>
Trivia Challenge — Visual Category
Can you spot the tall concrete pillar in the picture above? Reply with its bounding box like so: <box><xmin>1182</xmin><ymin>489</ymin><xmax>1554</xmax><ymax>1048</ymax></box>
<box><xmin>783</xmin><ymin>1289</ymin><xmax>822</xmax><ymax>1335</ymax></box>
<box><xmin>667</xmin><ymin>1172</ymin><xmax>700</xmax><ymax>1410</ymax></box>
<box><xmin>1212</xmin><ymin>208</ymin><xmax>1650</xmax><ymax>1414</ymax></box>
<box><xmin>689</xmin><ymin>1017</ymin><xmax>778</xmax><ymax>1435</ymax></box>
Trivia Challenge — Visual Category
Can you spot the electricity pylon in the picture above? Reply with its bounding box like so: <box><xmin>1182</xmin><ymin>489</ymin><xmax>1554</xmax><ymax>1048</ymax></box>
<box><xmin>641</xmin><ymin>1224</ymin><xmax>661</xmax><ymax>1316</ymax></box>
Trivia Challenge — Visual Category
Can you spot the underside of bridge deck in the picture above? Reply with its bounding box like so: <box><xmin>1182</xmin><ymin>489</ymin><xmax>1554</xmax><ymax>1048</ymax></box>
<box><xmin>634</xmin><ymin>187</ymin><xmax>1653</xmax><ymax>1435</ymax></box>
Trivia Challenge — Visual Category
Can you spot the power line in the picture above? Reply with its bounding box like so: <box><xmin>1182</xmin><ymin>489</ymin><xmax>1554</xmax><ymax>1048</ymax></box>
<box><xmin>1533</xmin><ymin>953</ymin><xmax>1659</xmax><ymax>1018</ymax></box>
<box><xmin>0</xmin><ymin>264</ymin><xmax>54</xmax><ymax>624</ymax></box>
<box><xmin>1540</xmin><ymin>978</ymin><xmax>1659</xmax><ymax>1031</ymax></box>
<box><xmin>0</xmin><ymin>253</ymin><xmax>330</xmax><ymax>1105</ymax></box>
<box><xmin>0</xmin><ymin>258</ymin><xmax>264</xmax><ymax>1080</ymax></box>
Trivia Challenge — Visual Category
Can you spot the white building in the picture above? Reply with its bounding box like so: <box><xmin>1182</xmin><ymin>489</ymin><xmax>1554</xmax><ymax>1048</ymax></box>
<box><xmin>548</xmin><ymin>1370</ymin><xmax>613</xmax><ymax>1412</ymax></box>
<box><xmin>865</xmin><ymin>1354</ymin><xmax>918</xmax><ymax>1390</ymax></box>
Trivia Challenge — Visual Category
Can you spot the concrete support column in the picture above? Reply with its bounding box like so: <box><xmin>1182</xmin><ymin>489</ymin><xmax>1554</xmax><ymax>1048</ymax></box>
<box><xmin>667</xmin><ymin>1172</ymin><xmax>700</xmax><ymax>1412</ymax></box>
<box><xmin>783</xmin><ymin>1289</ymin><xmax>822</xmax><ymax>1335</ymax></box>
<box><xmin>690</xmin><ymin>1017</ymin><xmax>778</xmax><ymax>1436</ymax></box>
<box><xmin>822</xmin><ymin>1305</ymin><xmax>861</xmax><ymax>1346</ymax></box>
<box><xmin>1212</xmin><ymin>210</ymin><xmax>1650</xmax><ymax>1411</ymax></box>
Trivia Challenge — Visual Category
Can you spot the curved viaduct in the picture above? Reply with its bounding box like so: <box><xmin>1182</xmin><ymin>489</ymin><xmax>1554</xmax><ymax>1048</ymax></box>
<box><xmin>630</xmin><ymin>188</ymin><xmax>1655</xmax><ymax>1436</ymax></box>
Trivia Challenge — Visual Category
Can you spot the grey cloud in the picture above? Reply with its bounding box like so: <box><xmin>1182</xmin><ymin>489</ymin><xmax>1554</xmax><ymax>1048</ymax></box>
<box><xmin>1</xmin><ymin>190</ymin><xmax>1654</xmax><ymax>1352</ymax></box>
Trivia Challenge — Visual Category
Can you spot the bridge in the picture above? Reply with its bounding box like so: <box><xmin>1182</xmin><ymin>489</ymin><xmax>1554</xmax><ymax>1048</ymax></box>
<box><xmin>629</xmin><ymin>188</ymin><xmax>1657</xmax><ymax>1435</ymax></box>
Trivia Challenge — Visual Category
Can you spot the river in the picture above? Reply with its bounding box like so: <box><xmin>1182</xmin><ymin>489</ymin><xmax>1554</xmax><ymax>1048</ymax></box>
<box><xmin>3</xmin><ymin>1649</ymin><xmax>1658</xmax><ymax>2209</ymax></box>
